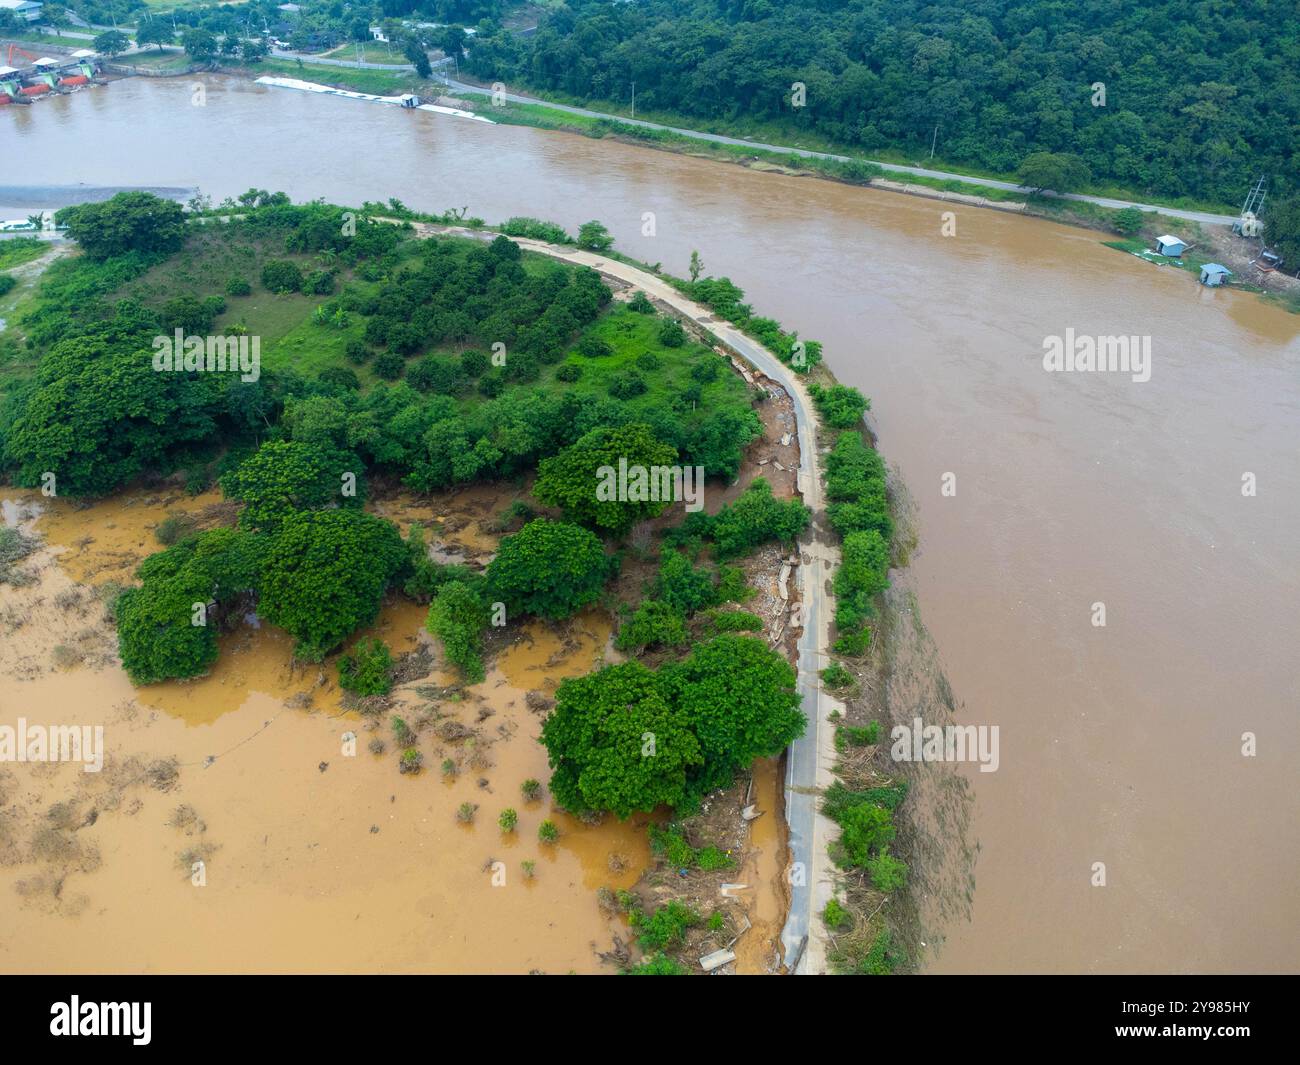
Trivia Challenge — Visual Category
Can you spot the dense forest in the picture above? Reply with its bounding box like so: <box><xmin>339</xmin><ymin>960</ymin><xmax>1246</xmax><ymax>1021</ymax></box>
<box><xmin>465</xmin><ymin>0</ymin><xmax>1300</xmax><ymax>206</ymax></box>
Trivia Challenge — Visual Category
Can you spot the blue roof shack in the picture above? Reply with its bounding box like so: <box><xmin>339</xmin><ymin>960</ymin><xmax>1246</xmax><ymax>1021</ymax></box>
<box><xmin>1199</xmin><ymin>263</ymin><xmax>1231</xmax><ymax>287</ymax></box>
<box><xmin>1155</xmin><ymin>234</ymin><xmax>1187</xmax><ymax>257</ymax></box>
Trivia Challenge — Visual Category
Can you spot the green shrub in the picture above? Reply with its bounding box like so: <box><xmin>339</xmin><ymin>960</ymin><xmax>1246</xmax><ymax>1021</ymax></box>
<box><xmin>629</xmin><ymin>900</ymin><xmax>699</xmax><ymax>951</ymax></box>
<box><xmin>372</xmin><ymin>351</ymin><xmax>405</xmax><ymax>380</ymax></box>
<box><xmin>821</xmin><ymin>662</ymin><xmax>853</xmax><ymax>688</ymax></box>
<box><xmin>537</xmin><ymin>819</ymin><xmax>559</xmax><ymax>844</ymax></box>
<box><xmin>616</xmin><ymin>599</ymin><xmax>688</xmax><ymax>651</ymax></box>
<box><xmin>498</xmin><ymin>808</ymin><xmax>518</xmax><ymax>832</ymax></box>
<box><xmin>823</xmin><ymin>897</ymin><xmax>852</xmax><ymax>931</ymax></box>
<box><xmin>261</xmin><ymin>260</ymin><xmax>303</xmax><ymax>294</ymax></box>
<box><xmin>809</xmin><ymin>382</ymin><xmax>870</xmax><ymax>428</ymax></box>
<box><xmin>338</xmin><ymin>638</ymin><xmax>392</xmax><ymax>696</ymax></box>
<box><xmin>624</xmin><ymin>953</ymin><xmax>689</xmax><ymax>975</ymax></box>
<box><xmin>224</xmin><ymin>275</ymin><xmax>251</xmax><ymax>297</ymax></box>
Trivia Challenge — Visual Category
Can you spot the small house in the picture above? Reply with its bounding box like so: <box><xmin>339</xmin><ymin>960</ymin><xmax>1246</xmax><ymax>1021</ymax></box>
<box><xmin>1155</xmin><ymin>234</ymin><xmax>1186</xmax><ymax>257</ymax></box>
<box><xmin>1199</xmin><ymin>264</ymin><xmax>1231</xmax><ymax>287</ymax></box>
<box><xmin>0</xmin><ymin>0</ymin><xmax>44</xmax><ymax>23</ymax></box>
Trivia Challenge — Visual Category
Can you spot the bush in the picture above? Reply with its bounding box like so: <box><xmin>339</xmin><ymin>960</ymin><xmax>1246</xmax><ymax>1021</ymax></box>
<box><xmin>1113</xmin><ymin>206</ymin><xmax>1145</xmax><ymax>235</ymax></box>
<box><xmin>426</xmin><ymin>580</ymin><xmax>489</xmax><ymax>683</ymax></box>
<box><xmin>821</xmin><ymin>662</ymin><xmax>853</xmax><ymax>689</ymax></box>
<box><xmin>628</xmin><ymin>291</ymin><xmax>655</xmax><ymax>314</ymax></box>
<box><xmin>521</xmin><ymin>778</ymin><xmax>542</xmax><ymax>802</ymax></box>
<box><xmin>624</xmin><ymin>953</ymin><xmax>690</xmax><ymax>975</ymax></box>
<box><xmin>657</xmin><ymin>318</ymin><xmax>686</xmax><ymax>347</ymax></box>
<box><xmin>225</xmin><ymin>275</ymin><xmax>252</xmax><ymax>297</ymax></box>
<box><xmin>303</xmin><ymin>269</ymin><xmax>336</xmax><ymax>295</ymax></box>
<box><xmin>823</xmin><ymin>898</ymin><xmax>851</xmax><ymax>931</ymax></box>
<box><xmin>338</xmin><ymin>638</ymin><xmax>392</xmax><ymax>696</ymax></box>
<box><xmin>344</xmin><ymin>339</ymin><xmax>370</xmax><ymax>365</ymax></box>
<box><xmin>261</xmin><ymin>260</ymin><xmax>303</xmax><ymax>294</ymax></box>
<box><xmin>372</xmin><ymin>351</ymin><xmax>405</xmax><ymax>380</ymax></box>
<box><xmin>810</xmin><ymin>382</ymin><xmax>870</xmax><ymax>429</ymax></box>
<box><xmin>608</xmin><ymin>370</ymin><xmax>647</xmax><ymax>399</ymax></box>
<box><xmin>636</xmin><ymin>351</ymin><xmax>660</xmax><ymax>372</ymax></box>
<box><xmin>555</xmin><ymin>362</ymin><xmax>582</xmax><ymax>382</ymax></box>
<box><xmin>537</xmin><ymin>819</ymin><xmax>559</xmax><ymax>844</ymax></box>
<box><xmin>576</xmin><ymin>334</ymin><xmax>612</xmax><ymax>358</ymax></box>
<box><xmin>615</xmin><ymin>598</ymin><xmax>688</xmax><ymax>651</ymax></box>
<box><xmin>0</xmin><ymin>274</ymin><xmax>14</xmax><ymax>297</ymax></box>
<box><xmin>629</xmin><ymin>900</ymin><xmax>699</xmax><ymax>951</ymax></box>
<box><xmin>498</xmin><ymin>808</ymin><xmax>518</xmax><ymax>832</ymax></box>
<box><xmin>154</xmin><ymin>512</ymin><xmax>197</xmax><ymax>546</ymax></box>
<box><xmin>460</xmin><ymin>348</ymin><xmax>489</xmax><ymax>377</ymax></box>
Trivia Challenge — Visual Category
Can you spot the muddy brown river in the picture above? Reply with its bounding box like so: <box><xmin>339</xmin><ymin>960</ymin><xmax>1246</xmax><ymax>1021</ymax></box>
<box><xmin>4</xmin><ymin>76</ymin><xmax>1299</xmax><ymax>974</ymax></box>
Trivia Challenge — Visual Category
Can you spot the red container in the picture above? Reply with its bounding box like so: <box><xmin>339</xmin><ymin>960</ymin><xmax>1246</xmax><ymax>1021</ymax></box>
<box><xmin>59</xmin><ymin>74</ymin><xmax>90</xmax><ymax>87</ymax></box>
<box><xmin>19</xmin><ymin>84</ymin><xmax>50</xmax><ymax>96</ymax></box>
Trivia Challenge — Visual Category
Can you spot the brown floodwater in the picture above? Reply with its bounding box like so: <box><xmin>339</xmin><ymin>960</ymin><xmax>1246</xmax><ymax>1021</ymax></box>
<box><xmin>5</xmin><ymin>76</ymin><xmax>1299</xmax><ymax>973</ymax></box>
<box><xmin>0</xmin><ymin>488</ymin><xmax>658</xmax><ymax>973</ymax></box>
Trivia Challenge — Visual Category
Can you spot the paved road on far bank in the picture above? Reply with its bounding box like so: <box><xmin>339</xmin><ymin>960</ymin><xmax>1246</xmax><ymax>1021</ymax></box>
<box><xmin>438</xmin><ymin>76</ymin><xmax>1237</xmax><ymax>227</ymax></box>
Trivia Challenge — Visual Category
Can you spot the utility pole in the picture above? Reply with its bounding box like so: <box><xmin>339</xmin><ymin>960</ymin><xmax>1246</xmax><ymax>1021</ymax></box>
<box><xmin>929</xmin><ymin>124</ymin><xmax>939</xmax><ymax>160</ymax></box>
<box><xmin>631</xmin><ymin>78</ymin><xmax>635</xmax><ymax>119</ymax></box>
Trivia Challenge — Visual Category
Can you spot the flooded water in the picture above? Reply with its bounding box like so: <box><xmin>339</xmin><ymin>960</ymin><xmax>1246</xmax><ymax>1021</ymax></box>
<box><xmin>5</xmin><ymin>76</ymin><xmax>1300</xmax><ymax>973</ymax></box>
<box><xmin>0</xmin><ymin>488</ymin><xmax>654</xmax><ymax>973</ymax></box>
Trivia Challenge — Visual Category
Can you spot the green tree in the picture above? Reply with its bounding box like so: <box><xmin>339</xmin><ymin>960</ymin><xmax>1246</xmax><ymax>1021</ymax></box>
<box><xmin>55</xmin><ymin>192</ymin><xmax>186</xmax><ymax>261</ymax></box>
<box><xmin>1016</xmin><ymin>152</ymin><xmax>1091</xmax><ymax>194</ymax></box>
<box><xmin>487</xmin><ymin>519</ymin><xmax>610</xmax><ymax>619</ymax></box>
<box><xmin>258</xmin><ymin>509</ymin><xmax>407</xmax><ymax>660</ymax></box>
<box><xmin>426</xmin><ymin>579</ymin><xmax>489</xmax><ymax>682</ymax></box>
<box><xmin>135</xmin><ymin>21</ymin><xmax>174</xmax><ymax>53</ymax></box>
<box><xmin>542</xmin><ymin>662</ymin><xmax>702</xmax><ymax>818</ymax></box>
<box><xmin>5</xmin><ymin>336</ymin><xmax>222</xmax><ymax>497</ymax></box>
<box><xmin>534</xmin><ymin>423</ymin><xmax>678</xmax><ymax>535</ymax></box>
<box><xmin>182</xmin><ymin>28</ymin><xmax>219</xmax><ymax>64</ymax></box>
<box><xmin>404</xmin><ymin>39</ymin><xmax>432</xmax><ymax>78</ymax></box>
<box><xmin>1265</xmin><ymin>195</ymin><xmax>1300</xmax><ymax>271</ymax></box>
<box><xmin>116</xmin><ymin>529</ymin><xmax>263</xmax><ymax>684</ymax></box>
<box><xmin>661</xmin><ymin>634</ymin><xmax>804</xmax><ymax>793</ymax></box>
<box><xmin>577</xmin><ymin>220</ymin><xmax>613</xmax><ymax>251</ymax></box>
<box><xmin>93</xmin><ymin>30</ymin><xmax>130</xmax><ymax>57</ymax></box>
<box><xmin>220</xmin><ymin>441</ymin><xmax>357</xmax><ymax>532</ymax></box>
<box><xmin>688</xmin><ymin>250</ymin><xmax>704</xmax><ymax>282</ymax></box>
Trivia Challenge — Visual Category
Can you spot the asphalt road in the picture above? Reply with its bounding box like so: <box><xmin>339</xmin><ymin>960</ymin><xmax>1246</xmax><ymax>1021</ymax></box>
<box><xmin>439</xmin><ymin>76</ymin><xmax>1237</xmax><ymax>227</ymax></box>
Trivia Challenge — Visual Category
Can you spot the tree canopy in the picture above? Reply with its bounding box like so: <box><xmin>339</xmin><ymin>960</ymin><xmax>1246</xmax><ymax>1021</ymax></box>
<box><xmin>486</xmin><ymin>518</ymin><xmax>611</xmax><ymax>620</ymax></box>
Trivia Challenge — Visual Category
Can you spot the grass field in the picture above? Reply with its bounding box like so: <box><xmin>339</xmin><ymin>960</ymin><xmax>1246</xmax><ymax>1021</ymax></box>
<box><xmin>0</xmin><ymin>238</ymin><xmax>47</xmax><ymax>271</ymax></box>
<box><xmin>318</xmin><ymin>41</ymin><xmax>410</xmax><ymax>65</ymax></box>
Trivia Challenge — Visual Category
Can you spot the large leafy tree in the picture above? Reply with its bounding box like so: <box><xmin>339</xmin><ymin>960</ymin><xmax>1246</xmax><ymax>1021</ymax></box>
<box><xmin>55</xmin><ymin>192</ymin><xmax>186</xmax><ymax>261</ymax></box>
<box><xmin>486</xmin><ymin>518</ymin><xmax>611</xmax><ymax>619</ymax></box>
<box><xmin>541</xmin><ymin>662</ymin><xmax>703</xmax><ymax>818</ymax></box>
<box><xmin>116</xmin><ymin>529</ymin><xmax>264</xmax><ymax>684</ymax></box>
<box><xmin>540</xmin><ymin>635</ymin><xmax>804</xmax><ymax>815</ymax></box>
<box><xmin>661</xmin><ymin>635</ymin><xmax>804</xmax><ymax>793</ymax></box>
<box><xmin>257</xmin><ymin>509</ymin><xmax>407</xmax><ymax>660</ymax></box>
<box><xmin>4</xmin><ymin>336</ymin><xmax>222</xmax><ymax>497</ymax></box>
<box><xmin>1016</xmin><ymin>152</ymin><xmax>1092</xmax><ymax>194</ymax></box>
<box><xmin>534</xmin><ymin>423</ymin><xmax>678</xmax><ymax>535</ymax></box>
<box><xmin>220</xmin><ymin>440</ymin><xmax>360</xmax><ymax>532</ymax></box>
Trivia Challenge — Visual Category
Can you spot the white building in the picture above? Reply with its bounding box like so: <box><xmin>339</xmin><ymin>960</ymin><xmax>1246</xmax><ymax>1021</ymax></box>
<box><xmin>0</xmin><ymin>0</ymin><xmax>44</xmax><ymax>23</ymax></box>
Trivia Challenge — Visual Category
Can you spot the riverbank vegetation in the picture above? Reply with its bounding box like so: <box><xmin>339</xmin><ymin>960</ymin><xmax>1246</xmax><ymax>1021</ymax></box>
<box><xmin>466</xmin><ymin>0</ymin><xmax>1297</xmax><ymax>212</ymax></box>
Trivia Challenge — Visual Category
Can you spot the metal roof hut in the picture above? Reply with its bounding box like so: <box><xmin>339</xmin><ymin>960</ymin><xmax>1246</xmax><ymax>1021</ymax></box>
<box><xmin>1199</xmin><ymin>263</ymin><xmax>1231</xmax><ymax>287</ymax></box>
<box><xmin>1155</xmin><ymin>234</ymin><xmax>1187</xmax><ymax>257</ymax></box>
